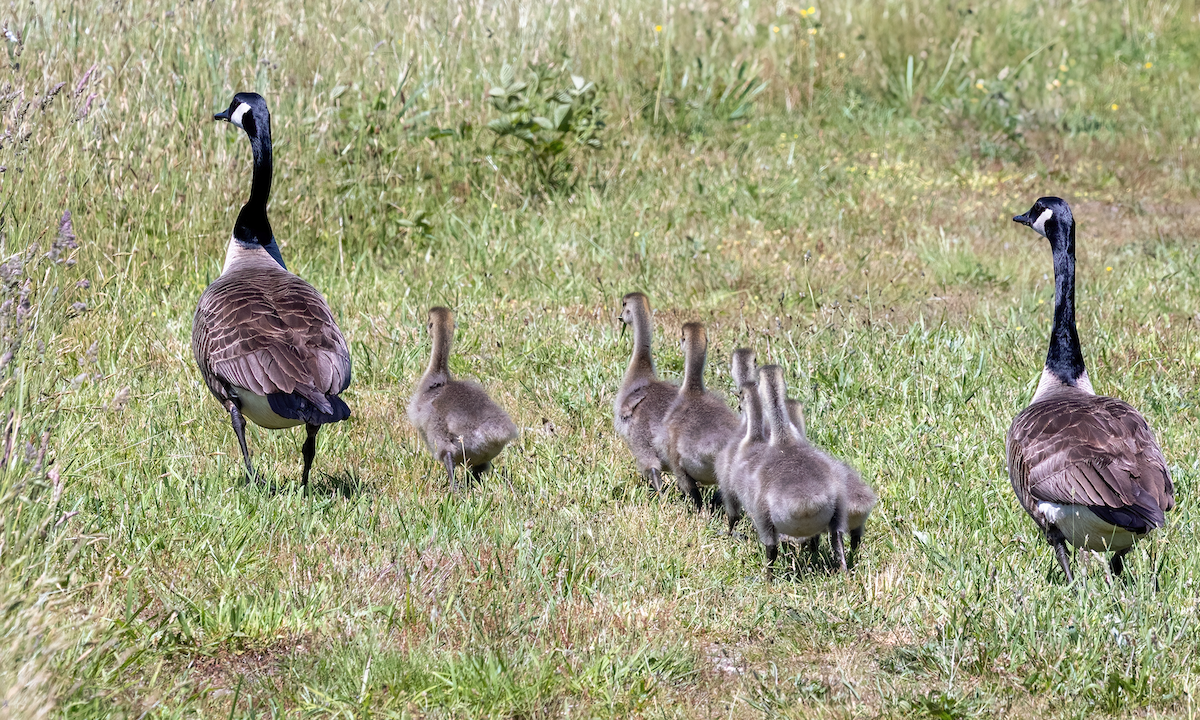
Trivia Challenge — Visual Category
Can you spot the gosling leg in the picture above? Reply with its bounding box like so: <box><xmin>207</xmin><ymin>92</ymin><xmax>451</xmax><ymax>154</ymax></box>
<box><xmin>677</xmin><ymin>472</ymin><xmax>704</xmax><ymax>511</ymax></box>
<box><xmin>442</xmin><ymin>453</ymin><xmax>458</xmax><ymax>492</ymax></box>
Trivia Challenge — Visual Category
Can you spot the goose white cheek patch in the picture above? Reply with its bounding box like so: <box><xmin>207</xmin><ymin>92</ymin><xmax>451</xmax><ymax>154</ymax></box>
<box><xmin>1031</xmin><ymin>208</ymin><xmax>1053</xmax><ymax>237</ymax></box>
<box><xmin>230</xmin><ymin>102</ymin><xmax>251</xmax><ymax>128</ymax></box>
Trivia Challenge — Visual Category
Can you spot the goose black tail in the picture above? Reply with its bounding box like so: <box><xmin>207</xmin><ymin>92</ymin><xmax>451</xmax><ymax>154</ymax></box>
<box><xmin>1088</xmin><ymin>502</ymin><xmax>1164</xmax><ymax>534</ymax></box>
<box><xmin>268</xmin><ymin>393</ymin><xmax>351</xmax><ymax>425</ymax></box>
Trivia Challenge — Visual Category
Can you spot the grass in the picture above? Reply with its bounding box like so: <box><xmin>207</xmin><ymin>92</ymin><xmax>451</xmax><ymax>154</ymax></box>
<box><xmin>3</xmin><ymin>0</ymin><xmax>1200</xmax><ymax>716</ymax></box>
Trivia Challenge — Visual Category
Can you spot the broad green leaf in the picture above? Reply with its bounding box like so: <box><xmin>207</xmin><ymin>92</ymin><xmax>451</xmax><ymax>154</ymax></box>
<box><xmin>552</xmin><ymin>103</ymin><xmax>571</xmax><ymax>131</ymax></box>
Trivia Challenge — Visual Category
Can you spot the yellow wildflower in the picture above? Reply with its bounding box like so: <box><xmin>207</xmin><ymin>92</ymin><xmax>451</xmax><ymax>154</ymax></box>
<box><xmin>772</xmin><ymin>25</ymin><xmax>780</xmax><ymax>33</ymax></box>
<box><xmin>1106</xmin><ymin>266</ymin><xmax>1113</xmax><ymax>272</ymax></box>
<box><xmin>808</xmin><ymin>27</ymin><xmax>816</xmax><ymax>35</ymax></box>
<box><xmin>1144</xmin><ymin>61</ymin><xmax>1153</xmax><ymax>69</ymax></box>
<box><xmin>654</xmin><ymin>25</ymin><xmax>662</xmax><ymax>32</ymax></box>
<box><xmin>838</xmin><ymin>52</ymin><xmax>846</xmax><ymax>59</ymax></box>
<box><xmin>1111</xmin><ymin>103</ymin><xmax>1119</xmax><ymax>111</ymax></box>
<box><xmin>1059</xmin><ymin>64</ymin><xmax>1069</xmax><ymax>72</ymax></box>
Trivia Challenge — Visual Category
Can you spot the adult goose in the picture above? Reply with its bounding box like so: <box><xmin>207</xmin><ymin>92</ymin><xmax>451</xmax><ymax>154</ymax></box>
<box><xmin>1008</xmin><ymin>197</ymin><xmax>1173</xmax><ymax>580</ymax></box>
<box><xmin>193</xmin><ymin>92</ymin><xmax>352</xmax><ymax>485</ymax></box>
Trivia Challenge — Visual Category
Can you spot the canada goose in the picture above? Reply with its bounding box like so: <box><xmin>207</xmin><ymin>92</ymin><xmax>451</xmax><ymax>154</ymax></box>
<box><xmin>786</xmin><ymin>398</ymin><xmax>807</xmax><ymax>439</ymax></box>
<box><xmin>751</xmin><ymin>365</ymin><xmax>846</xmax><ymax>578</ymax></box>
<box><xmin>718</xmin><ymin>379</ymin><xmax>766</xmax><ymax>538</ymax></box>
<box><xmin>718</xmin><ymin>348</ymin><xmax>760</xmax><ymax>510</ymax></box>
<box><xmin>731</xmin><ymin>348</ymin><xmax>756</xmax><ymax>389</ymax></box>
<box><xmin>408</xmin><ymin>307</ymin><xmax>518</xmax><ymax>490</ymax></box>
<box><xmin>839</xmin><ymin>462</ymin><xmax>876</xmax><ymax>555</ymax></box>
<box><xmin>614</xmin><ymin>292</ymin><xmax>676</xmax><ymax>491</ymax></box>
<box><xmin>661</xmin><ymin>323</ymin><xmax>740</xmax><ymax>510</ymax></box>
<box><xmin>1008</xmin><ymin>197</ymin><xmax>1174</xmax><ymax>580</ymax></box>
<box><xmin>193</xmin><ymin>92</ymin><xmax>351</xmax><ymax>485</ymax></box>
<box><xmin>734</xmin><ymin>348</ymin><xmax>807</xmax><ymax>438</ymax></box>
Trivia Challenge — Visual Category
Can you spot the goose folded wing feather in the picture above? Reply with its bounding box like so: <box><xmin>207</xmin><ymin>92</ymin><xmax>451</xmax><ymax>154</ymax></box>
<box><xmin>201</xmin><ymin>278</ymin><xmax>350</xmax><ymax>400</ymax></box>
<box><xmin>618</xmin><ymin>383</ymin><xmax>651</xmax><ymax>422</ymax></box>
<box><xmin>1018</xmin><ymin>401</ymin><xmax>1170</xmax><ymax>528</ymax></box>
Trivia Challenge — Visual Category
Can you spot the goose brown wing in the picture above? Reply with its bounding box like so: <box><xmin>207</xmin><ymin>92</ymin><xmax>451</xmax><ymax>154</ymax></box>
<box><xmin>193</xmin><ymin>267</ymin><xmax>351</xmax><ymax>409</ymax></box>
<box><xmin>1007</xmin><ymin>394</ymin><xmax>1172</xmax><ymax>529</ymax></box>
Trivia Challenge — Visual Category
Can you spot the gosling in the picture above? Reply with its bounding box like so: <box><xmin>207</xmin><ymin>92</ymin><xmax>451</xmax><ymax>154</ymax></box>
<box><xmin>749</xmin><ymin>365</ymin><xmax>847</xmax><ymax>578</ymax></box>
<box><xmin>614</xmin><ymin>293</ymin><xmax>676</xmax><ymax>491</ymax></box>
<box><xmin>660</xmin><ymin>323</ymin><xmax>740</xmax><ymax>510</ymax></box>
<box><xmin>408</xmin><ymin>307</ymin><xmax>518</xmax><ymax>489</ymax></box>
<box><xmin>719</xmin><ymin>378</ymin><xmax>768</xmax><ymax>539</ymax></box>
<box><xmin>732</xmin><ymin>347</ymin><xmax>806</xmax><ymax>438</ymax></box>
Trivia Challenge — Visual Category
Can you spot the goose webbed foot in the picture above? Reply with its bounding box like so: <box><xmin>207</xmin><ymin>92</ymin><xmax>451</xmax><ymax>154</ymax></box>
<box><xmin>301</xmin><ymin>423</ymin><xmax>319</xmax><ymax>488</ymax></box>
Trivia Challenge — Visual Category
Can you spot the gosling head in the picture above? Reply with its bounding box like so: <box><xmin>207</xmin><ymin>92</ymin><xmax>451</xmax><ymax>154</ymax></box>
<box><xmin>680</xmin><ymin>322</ymin><xmax>707</xmax><ymax>354</ymax></box>
<box><xmin>731</xmin><ymin>348</ymin><xmax>756</xmax><ymax>388</ymax></box>
<box><xmin>757</xmin><ymin>364</ymin><xmax>788</xmax><ymax>401</ymax></box>
<box><xmin>618</xmin><ymin>292</ymin><xmax>650</xmax><ymax>327</ymax></box>
<box><xmin>1013</xmin><ymin>196</ymin><xmax>1074</xmax><ymax>245</ymax></box>
<box><xmin>427</xmin><ymin>306</ymin><xmax>455</xmax><ymax>336</ymax></box>
<box><xmin>214</xmin><ymin>92</ymin><xmax>270</xmax><ymax>137</ymax></box>
<box><xmin>758</xmin><ymin>364</ymin><xmax>796</xmax><ymax>439</ymax></box>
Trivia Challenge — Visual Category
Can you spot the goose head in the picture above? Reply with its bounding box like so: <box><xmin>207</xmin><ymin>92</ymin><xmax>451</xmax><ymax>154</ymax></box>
<box><xmin>731</xmin><ymin>348</ymin><xmax>756</xmax><ymax>388</ymax></box>
<box><xmin>214</xmin><ymin>92</ymin><xmax>270</xmax><ymax>137</ymax></box>
<box><xmin>427</xmin><ymin>306</ymin><xmax>455</xmax><ymax>337</ymax></box>
<box><xmin>680</xmin><ymin>322</ymin><xmax>707</xmax><ymax>354</ymax></box>
<box><xmin>618</xmin><ymin>292</ymin><xmax>649</xmax><ymax>328</ymax></box>
<box><xmin>1013</xmin><ymin>196</ymin><xmax>1074</xmax><ymax>245</ymax></box>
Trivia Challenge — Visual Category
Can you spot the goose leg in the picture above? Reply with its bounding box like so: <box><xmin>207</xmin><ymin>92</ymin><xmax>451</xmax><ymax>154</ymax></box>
<box><xmin>830</xmin><ymin>530</ymin><xmax>848</xmax><ymax>573</ymax></box>
<box><xmin>1110</xmin><ymin>548</ymin><xmax>1130</xmax><ymax>577</ymax></box>
<box><xmin>677</xmin><ymin>472</ymin><xmax>704</xmax><ymax>511</ymax></box>
<box><xmin>225</xmin><ymin>401</ymin><xmax>255</xmax><ymax>481</ymax></box>
<box><xmin>648</xmin><ymin>468</ymin><xmax>663</xmax><ymax>492</ymax></box>
<box><xmin>764</xmin><ymin>541</ymin><xmax>778</xmax><ymax>583</ymax></box>
<box><xmin>850</xmin><ymin>527</ymin><xmax>864</xmax><ymax>556</ymax></box>
<box><xmin>442</xmin><ymin>453</ymin><xmax>458</xmax><ymax>491</ymax></box>
<box><xmin>707</xmin><ymin>488</ymin><xmax>724</xmax><ymax>515</ymax></box>
<box><xmin>804</xmin><ymin>536</ymin><xmax>820</xmax><ymax>559</ymax></box>
<box><xmin>301</xmin><ymin>423</ymin><xmax>319</xmax><ymax>487</ymax></box>
<box><xmin>1048</xmin><ymin>528</ymin><xmax>1074</xmax><ymax>583</ymax></box>
<box><xmin>723</xmin><ymin>494</ymin><xmax>744</xmax><ymax>539</ymax></box>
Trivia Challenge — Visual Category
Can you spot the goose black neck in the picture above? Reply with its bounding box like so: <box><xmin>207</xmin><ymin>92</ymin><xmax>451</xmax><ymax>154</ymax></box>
<box><xmin>1045</xmin><ymin>220</ymin><xmax>1087</xmax><ymax>384</ymax></box>
<box><xmin>683</xmin><ymin>340</ymin><xmax>706</xmax><ymax>393</ymax></box>
<box><xmin>233</xmin><ymin>119</ymin><xmax>274</xmax><ymax>247</ymax></box>
<box><xmin>627</xmin><ymin>307</ymin><xmax>655</xmax><ymax>376</ymax></box>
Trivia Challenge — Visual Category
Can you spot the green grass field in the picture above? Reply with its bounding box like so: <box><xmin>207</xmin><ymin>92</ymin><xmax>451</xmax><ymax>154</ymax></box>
<box><xmin>4</xmin><ymin>0</ymin><xmax>1200</xmax><ymax>716</ymax></box>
